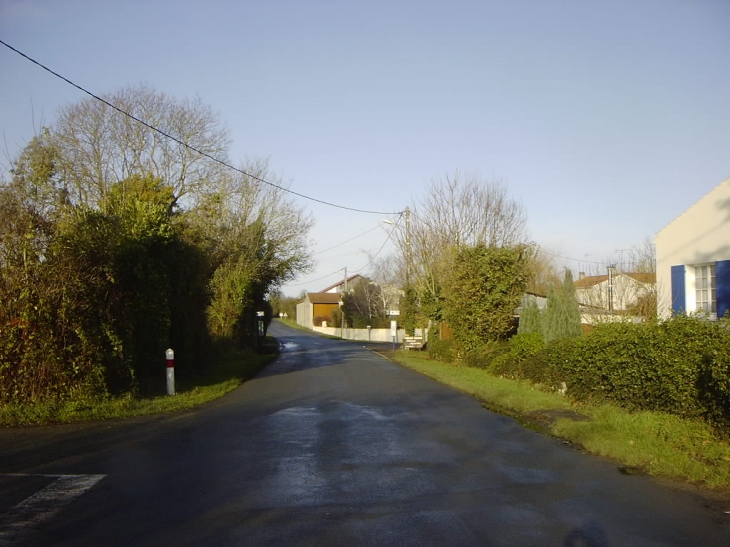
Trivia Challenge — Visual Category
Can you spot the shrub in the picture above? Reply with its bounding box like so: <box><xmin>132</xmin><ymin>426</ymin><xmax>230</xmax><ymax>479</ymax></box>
<box><xmin>514</xmin><ymin>315</ymin><xmax>730</xmax><ymax>428</ymax></box>
<box><xmin>490</xmin><ymin>332</ymin><xmax>545</xmax><ymax>378</ymax></box>
<box><xmin>462</xmin><ymin>341</ymin><xmax>509</xmax><ymax>369</ymax></box>
<box><xmin>428</xmin><ymin>337</ymin><xmax>455</xmax><ymax>363</ymax></box>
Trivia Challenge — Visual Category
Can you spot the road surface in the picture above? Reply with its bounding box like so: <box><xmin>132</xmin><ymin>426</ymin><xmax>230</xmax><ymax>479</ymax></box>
<box><xmin>1</xmin><ymin>321</ymin><xmax>728</xmax><ymax>546</ymax></box>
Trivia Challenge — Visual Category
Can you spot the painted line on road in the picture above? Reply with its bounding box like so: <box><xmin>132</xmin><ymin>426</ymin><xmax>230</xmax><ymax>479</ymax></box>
<box><xmin>0</xmin><ymin>473</ymin><xmax>106</xmax><ymax>546</ymax></box>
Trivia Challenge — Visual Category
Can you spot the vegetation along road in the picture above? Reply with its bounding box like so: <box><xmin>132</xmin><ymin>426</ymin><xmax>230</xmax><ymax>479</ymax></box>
<box><xmin>1</xmin><ymin>321</ymin><xmax>728</xmax><ymax>546</ymax></box>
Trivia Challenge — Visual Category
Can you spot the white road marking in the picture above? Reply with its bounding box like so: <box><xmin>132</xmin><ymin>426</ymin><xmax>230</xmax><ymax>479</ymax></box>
<box><xmin>0</xmin><ymin>473</ymin><xmax>106</xmax><ymax>546</ymax></box>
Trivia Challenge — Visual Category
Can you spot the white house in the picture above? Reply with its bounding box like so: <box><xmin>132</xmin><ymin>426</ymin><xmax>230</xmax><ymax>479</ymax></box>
<box><xmin>655</xmin><ymin>177</ymin><xmax>730</xmax><ymax>319</ymax></box>
<box><xmin>575</xmin><ymin>271</ymin><xmax>655</xmax><ymax>312</ymax></box>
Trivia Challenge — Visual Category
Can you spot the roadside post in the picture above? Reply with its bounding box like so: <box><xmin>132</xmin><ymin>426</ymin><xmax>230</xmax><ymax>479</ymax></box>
<box><xmin>390</xmin><ymin>320</ymin><xmax>397</xmax><ymax>350</ymax></box>
<box><xmin>165</xmin><ymin>348</ymin><xmax>175</xmax><ymax>396</ymax></box>
<box><xmin>367</xmin><ymin>325</ymin><xmax>372</xmax><ymax>341</ymax></box>
<box><xmin>257</xmin><ymin>311</ymin><xmax>265</xmax><ymax>350</ymax></box>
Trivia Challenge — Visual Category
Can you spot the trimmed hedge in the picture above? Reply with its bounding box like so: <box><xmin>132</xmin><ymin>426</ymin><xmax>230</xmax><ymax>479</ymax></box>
<box><xmin>492</xmin><ymin>316</ymin><xmax>730</xmax><ymax>428</ymax></box>
<box><xmin>428</xmin><ymin>337</ymin><xmax>456</xmax><ymax>363</ymax></box>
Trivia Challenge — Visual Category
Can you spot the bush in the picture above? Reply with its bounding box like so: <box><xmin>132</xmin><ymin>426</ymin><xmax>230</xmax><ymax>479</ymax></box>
<box><xmin>490</xmin><ymin>332</ymin><xmax>545</xmax><ymax>378</ymax></box>
<box><xmin>428</xmin><ymin>337</ymin><xmax>455</xmax><ymax>363</ymax></box>
<box><xmin>462</xmin><ymin>341</ymin><xmax>509</xmax><ymax>369</ymax></box>
<box><xmin>511</xmin><ymin>316</ymin><xmax>730</xmax><ymax>428</ymax></box>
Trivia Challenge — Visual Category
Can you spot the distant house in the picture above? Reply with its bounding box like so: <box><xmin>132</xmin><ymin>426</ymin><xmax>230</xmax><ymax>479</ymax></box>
<box><xmin>296</xmin><ymin>292</ymin><xmax>342</xmax><ymax>329</ymax></box>
<box><xmin>514</xmin><ymin>292</ymin><xmax>548</xmax><ymax>315</ymax></box>
<box><xmin>655</xmin><ymin>176</ymin><xmax>730</xmax><ymax>319</ymax></box>
<box><xmin>575</xmin><ymin>271</ymin><xmax>656</xmax><ymax>312</ymax></box>
<box><xmin>320</xmin><ymin>274</ymin><xmax>368</xmax><ymax>294</ymax></box>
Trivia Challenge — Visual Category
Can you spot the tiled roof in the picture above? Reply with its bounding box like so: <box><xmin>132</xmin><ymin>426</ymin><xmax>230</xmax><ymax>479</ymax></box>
<box><xmin>575</xmin><ymin>275</ymin><xmax>607</xmax><ymax>289</ymax></box>
<box><xmin>306</xmin><ymin>292</ymin><xmax>342</xmax><ymax>304</ymax></box>
<box><xmin>624</xmin><ymin>272</ymin><xmax>656</xmax><ymax>284</ymax></box>
<box><xmin>575</xmin><ymin>272</ymin><xmax>656</xmax><ymax>289</ymax></box>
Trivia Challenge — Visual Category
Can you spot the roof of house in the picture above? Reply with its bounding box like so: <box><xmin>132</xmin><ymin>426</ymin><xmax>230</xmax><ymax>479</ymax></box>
<box><xmin>304</xmin><ymin>292</ymin><xmax>342</xmax><ymax>304</ymax></box>
<box><xmin>624</xmin><ymin>272</ymin><xmax>656</xmax><ymax>284</ymax></box>
<box><xmin>574</xmin><ymin>275</ymin><xmax>607</xmax><ymax>289</ymax></box>
<box><xmin>574</xmin><ymin>272</ymin><xmax>656</xmax><ymax>289</ymax></box>
<box><xmin>320</xmin><ymin>274</ymin><xmax>368</xmax><ymax>293</ymax></box>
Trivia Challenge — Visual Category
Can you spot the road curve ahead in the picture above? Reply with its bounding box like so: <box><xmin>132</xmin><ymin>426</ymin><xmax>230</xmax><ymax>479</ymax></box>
<box><xmin>1</xmin><ymin>321</ymin><xmax>727</xmax><ymax>546</ymax></box>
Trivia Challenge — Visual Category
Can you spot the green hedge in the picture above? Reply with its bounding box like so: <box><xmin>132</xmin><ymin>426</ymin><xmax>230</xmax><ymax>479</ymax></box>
<box><xmin>428</xmin><ymin>337</ymin><xmax>456</xmax><ymax>363</ymax></box>
<box><xmin>492</xmin><ymin>316</ymin><xmax>730</xmax><ymax>428</ymax></box>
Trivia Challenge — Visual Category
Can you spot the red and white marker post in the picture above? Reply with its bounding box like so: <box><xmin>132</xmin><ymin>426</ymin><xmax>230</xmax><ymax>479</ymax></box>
<box><xmin>165</xmin><ymin>348</ymin><xmax>175</xmax><ymax>396</ymax></box>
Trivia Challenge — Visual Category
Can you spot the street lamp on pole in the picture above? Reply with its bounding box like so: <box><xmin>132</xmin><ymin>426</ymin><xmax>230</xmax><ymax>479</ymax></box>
<box><xmin>383</xmin><ymin>206</ymin><xmax>411</xmax><ymax>285</ymax></box>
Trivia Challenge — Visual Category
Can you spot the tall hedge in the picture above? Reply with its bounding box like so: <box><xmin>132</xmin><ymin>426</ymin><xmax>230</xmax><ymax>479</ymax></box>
<box><xmin>496</xmin><ymin>315</ymin><xmax>730</xmax><ymax>428</ymax></box>
<box><xmin>442</xmin><ymin>244</ymin><xmax>529</xmax><ymax>352</ymax></box>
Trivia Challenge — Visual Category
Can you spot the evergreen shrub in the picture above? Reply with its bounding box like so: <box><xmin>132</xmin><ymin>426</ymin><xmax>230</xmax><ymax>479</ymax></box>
<box><xmin>490</xmin><ymin>332</ymin><xmax>545</xmax><ymax>378</ymax></box>
<box><xmin>428</xmin><ymin>338</ymin><xmax>455</xmax><ymax>363</ymax></box>
<box><xmin>462</xmin><ymin>341</ymin><xmax>508</xmax><ymax>369</ymax></box>
<box><xmin>507</xmin><ymin>316</ymin><xmax>730</xmax><ymax>428</ymax></box>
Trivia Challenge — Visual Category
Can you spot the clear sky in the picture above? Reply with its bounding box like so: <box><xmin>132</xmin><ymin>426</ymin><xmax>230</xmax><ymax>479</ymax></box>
<box><xmin>1</xmin><ymin>0</ymin><xmax>728</xmax><ymax>296</ymax></box>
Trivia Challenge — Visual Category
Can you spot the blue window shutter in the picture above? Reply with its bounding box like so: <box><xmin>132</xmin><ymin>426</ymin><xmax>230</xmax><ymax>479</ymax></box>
<box><xmin>716</xmin><ymin>260</ymin><xmax>730</xmax><ymax>319</ymax></box>
<box><xmin>671</xmin><ymin>265</ymin><xmax>685</xmax><ymax>314</ymax></box>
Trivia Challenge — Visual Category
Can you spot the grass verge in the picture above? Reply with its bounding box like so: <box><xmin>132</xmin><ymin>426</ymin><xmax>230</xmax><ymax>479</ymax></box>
<box><xmin>389</xmin><ymin>350</ymin><xmax>730</xmax><ymax>494</ymax></box>
<box><xmin>0</xmin><ymin>340</ymin><xmax>277</xmax><ymax>427</ymax></box>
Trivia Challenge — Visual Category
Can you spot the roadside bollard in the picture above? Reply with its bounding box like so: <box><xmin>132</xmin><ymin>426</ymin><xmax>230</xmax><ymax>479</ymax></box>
<box><xmin>165</xmin><ymin>348</ymin><xmax>175</xmax><ymax>396</ymax></box>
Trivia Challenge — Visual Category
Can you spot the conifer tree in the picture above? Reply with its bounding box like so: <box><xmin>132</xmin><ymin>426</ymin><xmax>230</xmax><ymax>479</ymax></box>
<box><xmin>542</xmin><ymin>270</ymin><xmax>582</xmax><ymax>343</ymax></box>
<box><xmin>518</xmin><ymin>297</ymin><xmax>542</xmax><ymax>334</ymax></box>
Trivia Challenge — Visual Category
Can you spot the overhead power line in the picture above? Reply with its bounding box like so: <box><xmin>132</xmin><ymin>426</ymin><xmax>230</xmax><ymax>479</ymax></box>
<box><xmin>313</xmin><ymin>224</ymin><xmax>383</xmax><ymax>256</ymax></box>
<box><xmin>0</xmin><ymin>38</ymin><xmax>403</xmax><ymax>216</ymax></box>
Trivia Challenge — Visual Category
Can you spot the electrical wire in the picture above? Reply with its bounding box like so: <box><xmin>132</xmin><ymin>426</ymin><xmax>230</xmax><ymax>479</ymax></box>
<box><xmin>351</xmin><ymin>220</ymin><xmax>398</xmax><ymax>274</ymax></box>
<box><xmin>3</xmin><ymin>39</ymin><xmax>638</xmax><ymax>266</ymax></box>
<box><xmin>286</xmin><ymin>222</ymin><xmax>399</xmax><ymax>287</ymax></box>
<box><xmin>285</xmin><ymin>271</ymin><xmax>342</xmax><ymax>288</ymax></box>
<box><xmin>0</xmin><ymin>39</ymin><xmax>404</xmax><ymax>216</ymax></box>
<box><xmin>535</xmin><ymin>248</ymin><xmax>617</xmax><ymax>267</ymax></box>
<box><xmin>313</xmin><ymin>224</ymin><xmax>384</xmax><ymax>256</ymax></box>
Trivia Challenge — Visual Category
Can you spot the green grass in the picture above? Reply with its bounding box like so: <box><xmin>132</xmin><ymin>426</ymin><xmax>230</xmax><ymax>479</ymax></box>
<box><xmin>390</xmin><ymin>351</ymin><xmax>730</xmax><ymax>494</ymax></box>
<box><xmin>0</xmin><ymin>344</ymin><xmax>277</xmax><ymax>427</ymax></box>
<box><xmin>394</xmin><ymin>354</ymin><xmax>573</xmax><ymax>413</ymax></box>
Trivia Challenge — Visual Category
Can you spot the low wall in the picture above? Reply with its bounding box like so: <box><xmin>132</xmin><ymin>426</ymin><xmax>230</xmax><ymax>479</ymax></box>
<box><xmin>313</xmin><ymin>326</ymin><xmax>406</xmax><ymax>343</ymax></box>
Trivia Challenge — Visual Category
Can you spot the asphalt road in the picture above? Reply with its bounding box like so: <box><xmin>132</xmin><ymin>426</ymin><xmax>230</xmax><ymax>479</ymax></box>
<box><xmin>1</xmin><ymin>321</ymin><xmax>728</xmax><ymax>546</ymax></box>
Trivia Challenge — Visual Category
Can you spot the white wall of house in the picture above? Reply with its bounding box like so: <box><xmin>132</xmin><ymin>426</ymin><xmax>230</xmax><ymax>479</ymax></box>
<box><xmin>576</xmin><ymin>274</ymin><xmax>652</xmax><ymax>311</ymax></box>
<box><xmin>296</xmin><ymin>300</ymin><xmax>313</xmax><ymax>329</ymax></box>
<box><xmin>655</xmin><ymin>177</ymin><xmax>730</xmax><ymax>319</ymax></box>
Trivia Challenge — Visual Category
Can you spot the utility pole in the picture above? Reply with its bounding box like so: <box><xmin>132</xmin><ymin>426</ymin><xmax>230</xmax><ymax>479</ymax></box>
<box><xmin>607</xmin><ymin>265</ymin><xmax>613</xmax><ymax>312</ymax></box>
<box><xmin>342</xmin><ymin>266</ymin><xmax>347</xmax><ymax>336</ymax></box>
<box><xmin>405</xmin><ymin>206</ymin><xmax>411</xmax><ymax>286</ymax></box>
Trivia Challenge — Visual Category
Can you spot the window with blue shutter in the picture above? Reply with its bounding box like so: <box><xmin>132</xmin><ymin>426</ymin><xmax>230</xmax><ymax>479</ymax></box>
<box><xmin>716</xmin><ymin>260</ymin><xmax>730</xmax><ymax>319</ymax></box>
<box><xmin>671</xmin><ymin>265</ymin><xmax>685</xmax><ymax>314</ymax></box>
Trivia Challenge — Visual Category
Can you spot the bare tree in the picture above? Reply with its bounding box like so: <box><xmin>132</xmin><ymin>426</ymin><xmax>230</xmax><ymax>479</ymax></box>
<box><xmin>189</xmin><ymin>157</ymin><xmax>315</xmax><ymax>284</ymax></box>
<box><xmin>52</xmin><ymin>84</ymin><xmax>230</xmax><ymax>207</ymax></box>
<box><xmin>413</xmin><ymin>171</ymin><xmax>528</xmax><ymax>250</ymax></box>
<box><xmin>390</xmin><ymin>170</ymin><xmax>529</xmax><ymax>324</ymax></box>
<box><xmin>624</xmin><ymin>238</ymin><xmax>656</xmax><ymax>274</ymax></box>
<box><xmin>526</xmin><ymin>247</ymin><xmax>562</xmax><ymax>295</ymax></box>
<box><xmin>365</xmin><ymin>253</ymin><xmax>404</xmax><ymax>313</ymax></box>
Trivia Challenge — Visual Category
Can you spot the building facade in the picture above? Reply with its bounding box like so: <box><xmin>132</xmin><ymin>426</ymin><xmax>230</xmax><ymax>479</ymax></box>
<box><xmin>655</xmin><ymin>177</ymin><xmax>730</xmax><ymax>319</ymax></box>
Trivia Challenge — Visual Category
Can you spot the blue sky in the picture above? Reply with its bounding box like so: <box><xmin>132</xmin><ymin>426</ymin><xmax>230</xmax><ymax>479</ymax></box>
<box><xmin>1</xmin><ymin>0</ymin><xmax>728</xmax><ymax>296</ymax></box>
